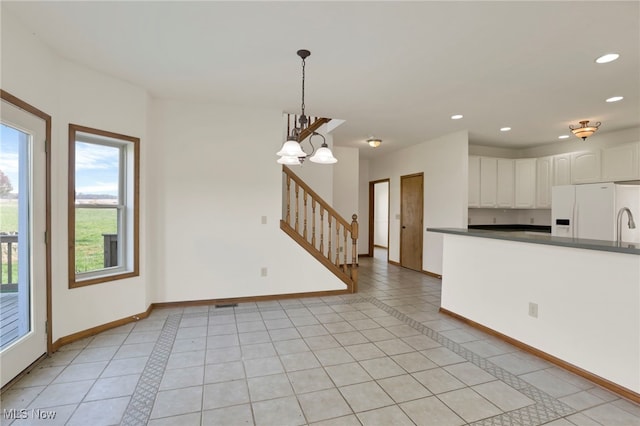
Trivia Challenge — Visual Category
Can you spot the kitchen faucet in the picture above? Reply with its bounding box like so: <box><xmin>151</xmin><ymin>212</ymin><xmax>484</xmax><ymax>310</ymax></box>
<box><xmin>616</xmin><ymin>207</ymin><xmax>636</xmax><ymax>244</ymax></box>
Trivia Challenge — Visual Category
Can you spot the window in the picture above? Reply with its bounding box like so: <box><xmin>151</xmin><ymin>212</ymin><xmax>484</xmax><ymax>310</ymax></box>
<box><xmin>68</xmin><ymin>124</ymin><xmax>139</xmax><ymax>287</ymax></box>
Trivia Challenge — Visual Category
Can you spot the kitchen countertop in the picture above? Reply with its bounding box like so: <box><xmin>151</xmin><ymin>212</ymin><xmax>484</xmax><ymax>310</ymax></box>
<box><xmin>428</xmin><ymin>227</ymin><xmax>640</xmax><ymax>255</ymax></box>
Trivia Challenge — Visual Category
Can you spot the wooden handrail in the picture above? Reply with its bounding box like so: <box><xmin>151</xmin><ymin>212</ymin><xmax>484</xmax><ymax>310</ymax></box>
<box><xmin>286</xmin><ymin>115</ymin><xmax>331</xmax><ymax>143</ymax></box>
<box><xmin>281</xmin><ymin>166</ymin><xmax>358</xmax><ymax>292</ymax></box>
<box><xmin>1</xmin><ymin>234</ymin><xmax>18</xmax><ymax>285</ymax></box>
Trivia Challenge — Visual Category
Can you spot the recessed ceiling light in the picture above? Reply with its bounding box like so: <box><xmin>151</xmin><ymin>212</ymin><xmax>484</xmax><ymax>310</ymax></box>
<box><xmin>558</xmin><ymin>135</ymin><xmax>570</xmax><ymax>139</ymax></box>
<box><xmin>451</xmin><ymin>114</ymin><xmax>463</xmax><ymax>120</ymax></box>
<box><xmin>606</xmin><ymin>96</ymin><xmax>624</xmax><ymax>103</ymax></box>
<box><xmin>500</xmin><ymin>127</ymin><xmax>511</xmax><ymax>132</ymax></box>
<box><xmin>595</xmin><ymin>53</ymin><xmax>620</xmax><ymax>64</ymax></box>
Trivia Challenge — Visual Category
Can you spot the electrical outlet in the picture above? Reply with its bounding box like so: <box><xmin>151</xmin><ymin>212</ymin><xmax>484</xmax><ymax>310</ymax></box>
<box><xmin>261</xmin><ymin>267</ymin><xmax>268</xmax><ymax>277</ymax></box>
<box><xmin>528</xmin><ymin>302</ymin><xmax>538</xmax><ymax>318</ymax></box>
<box><xmin>530</xmin><ymin>217</ymin><xmax>534</xmax><ymax>224</ymax></box>
<box><xmin>492</xmin><ymin>217</ymin><xmax>497</xmax><ymax>224</ymax></box>
<box><xmin>261</xmin><ymin>216</ymin><xmax>267</xmax><ymax>225</ymax></box>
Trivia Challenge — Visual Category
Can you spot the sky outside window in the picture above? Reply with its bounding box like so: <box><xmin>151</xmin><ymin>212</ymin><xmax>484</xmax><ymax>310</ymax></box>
<box><xmin>75</xmin><ymin>141</ymin><xmax>120</xmax><ymax>202</ymax></box>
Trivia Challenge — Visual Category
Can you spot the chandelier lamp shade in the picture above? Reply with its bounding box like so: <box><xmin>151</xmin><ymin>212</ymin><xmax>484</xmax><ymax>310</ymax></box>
<box><xmin>569</xmin><ymin>120</ymin><xmax>601</xmax><ymax>141</ymax></box>
<box><xmin>277</xmin><ymin>49</ymin><xmax>337</xmax><ymax>165</ymax></box>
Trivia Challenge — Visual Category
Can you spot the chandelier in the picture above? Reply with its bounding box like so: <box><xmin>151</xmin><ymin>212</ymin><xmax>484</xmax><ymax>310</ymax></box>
<box><xmin>277</xmin><ymin>50</ymin><xmax>337</xmax><ymax>165</ymax></box>
<box><xmin>569</xmin><ymin>120</ymin><xmax>601</xmax><ymax>141</ymax></box>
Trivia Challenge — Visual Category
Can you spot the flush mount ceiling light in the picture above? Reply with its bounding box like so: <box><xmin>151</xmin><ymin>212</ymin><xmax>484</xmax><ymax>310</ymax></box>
<box><xmin>595</xmin><ymin>53</ymin><xmax>620</xmax><ymax>64</ymax></box>
<box><xmin>500</xmin><ymin>127</ymin><xmax>511</xmax><ymax>132</ymax></box>
<box><xmin>367</xmin><ymin>138</ymin><xmax>382</xmax><ymax>148</ymax></box>
<box><xmin>569</xmin><ymin>120</ymin><xmax>601</xmax><ymax>141</ymax></box>
<box><xmin>451</xmin><ymin>114</ymin><xmax>463</xmax><ymax>120</ymax></box>
<box><xmin>277</xmin><ymin>49</ymin><xmax>337</xmax><ymax>165</ymax></box>
<box><xmin>606</xmin><ymin>96</ymin><xmax>624</xmax><ymax>103</ymax></box>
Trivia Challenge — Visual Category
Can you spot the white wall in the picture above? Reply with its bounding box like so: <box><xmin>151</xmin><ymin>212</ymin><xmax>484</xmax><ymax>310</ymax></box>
<box><xmin>521</xmin><ymin>127</ymin><xmax>640</xmax><ymax>158</ymax></box>
<box><xmin>374</xmin><ymin>182</ymin><xmax>389</xmax><ymax>247</ymax></box>
<box><xmin>358</xmin><ymin>159</ymin><xmax>370</xmax><ymax>255</ymax></box>
<box><xmin>148</xmin><ymin>100</ymin><xmax>345</xmax><ymax>303</ymax></box>
<box><xmin>469</xmin><ymin>145</ymin><xmax>520</xmax><ymax>158</ymax></box>
<box><xmin>369</xmin><ymin>131</ymin><xmax>469</xmax><ymax>275</ymax></box>
<box><xmin>332</xmin><ymin>146</ymin><xmax>359</xmax><ymax>222</ymax></box>
<box><xmin>2</xmin><ymin>10</ymin><xmax>148</xmax><ymax>340</ymax></box>
<box><xmin>441</xmin><ymin>234</ymin><xmax>640</xmax><ymax>394</ymax></box>
<box><xmin>470</xmin><ymin>127</ymin><xmax>640</xmax><ymax>160</ymax></box>
<box><xmin>2</xmin><ymin>10</ymin><xmax>346</xmax><ymax>342</ymax></box>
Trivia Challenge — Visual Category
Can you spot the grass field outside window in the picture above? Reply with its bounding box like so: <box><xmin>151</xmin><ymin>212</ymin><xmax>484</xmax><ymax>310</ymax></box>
<box><xmin>2</xmin><ymin>200</ymin><xmax>115</xmax><ymax>285</ymax></box>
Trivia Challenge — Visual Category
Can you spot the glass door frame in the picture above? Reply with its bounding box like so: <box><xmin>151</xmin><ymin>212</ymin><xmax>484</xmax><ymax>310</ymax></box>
<box><xmin>0</xmin><ymin>90</ymin><xmax>52</xmax><ymax>380</ymax></box>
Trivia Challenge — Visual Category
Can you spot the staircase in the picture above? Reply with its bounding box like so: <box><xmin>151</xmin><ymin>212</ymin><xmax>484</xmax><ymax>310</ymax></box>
<box><xmin>286</xmin><ymin>114</ymin><xmax>331</xmax><ymax>143</ymax></box>
<box><xmin>280</xmin><ymin>165</ymin><xmax>359</xmax><ymax>293</ymax></box>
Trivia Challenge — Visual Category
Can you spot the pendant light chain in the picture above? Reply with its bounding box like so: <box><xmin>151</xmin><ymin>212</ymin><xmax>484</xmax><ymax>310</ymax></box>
<box><xmin>276</xmin><ymin>49</ymin><xmax>337</xmax><ymax>165</ymax></box>
<box><xmin>300</xmin><ymin>56</ymin><xmax>307</xmax><ymax>130</ymax></box>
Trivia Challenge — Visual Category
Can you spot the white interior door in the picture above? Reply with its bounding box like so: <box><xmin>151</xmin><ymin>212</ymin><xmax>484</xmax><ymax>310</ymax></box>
<box><xmin>0</xmin><ymin>99</ymin><xmax>47</xmax><ymax>387</ymax></box>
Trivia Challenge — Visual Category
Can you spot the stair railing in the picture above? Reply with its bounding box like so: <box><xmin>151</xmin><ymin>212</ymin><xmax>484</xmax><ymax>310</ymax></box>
<box><xmin>286</xmin><ymin>114</ymin><xmax>331</xmax><ymax>144</ymax></box>
<box><xmin>280</xmin><ymin>166</ymin><xmax>358</xmax><ymax>292</ymax></box>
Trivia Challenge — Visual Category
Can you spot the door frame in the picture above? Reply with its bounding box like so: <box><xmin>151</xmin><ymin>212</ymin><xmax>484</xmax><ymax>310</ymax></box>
<box><xmin>368</xmin><ymin>178</ymin><xmax>390</xmax><ymax>258</ymax></box>
<box><xmin>1</xmin><ymin>90</ymin><xmax>53</xmax><ymax>358</ymax></box>
<box><xmin>400</xmin><ymin>172</ymin><xmax>424</xmax><ymax>271</ymax></box>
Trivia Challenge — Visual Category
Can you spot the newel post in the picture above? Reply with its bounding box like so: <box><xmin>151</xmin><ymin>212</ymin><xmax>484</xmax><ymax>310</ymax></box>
<box><xmin>350</xmin><ymin>214</ymin><xmax>359</xmax><ymax>293</ymax></box>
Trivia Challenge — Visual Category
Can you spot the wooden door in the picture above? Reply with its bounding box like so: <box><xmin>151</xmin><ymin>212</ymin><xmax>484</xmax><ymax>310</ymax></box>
<box><xmin>400</xmin><ymin>173</ymin><xmax>423</xmax><ymax>271</ymax></box>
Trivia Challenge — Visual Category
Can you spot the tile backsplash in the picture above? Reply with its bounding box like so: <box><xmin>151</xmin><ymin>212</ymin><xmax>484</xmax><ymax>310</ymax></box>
<box><xmin>468</xmin><ymin>208</ymin><xmax>551</xmax><ymax>226</ymax></box>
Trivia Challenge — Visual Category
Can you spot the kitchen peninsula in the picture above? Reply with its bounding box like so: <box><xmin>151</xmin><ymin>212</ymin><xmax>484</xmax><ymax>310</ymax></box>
<box><xmin>428</xmin><ymin>227</ymin><xmax>640</xmax><ymax>402</ymax></box>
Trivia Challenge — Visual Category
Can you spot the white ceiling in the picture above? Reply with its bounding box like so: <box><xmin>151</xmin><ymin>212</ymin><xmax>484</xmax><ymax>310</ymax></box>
<box><xmin>4</xmin><ymin>1</ymin><xmax>639</xmax><ymax>159</ymax></box>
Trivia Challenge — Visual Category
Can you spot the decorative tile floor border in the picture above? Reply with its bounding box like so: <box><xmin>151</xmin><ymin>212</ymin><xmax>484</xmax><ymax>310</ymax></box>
<box><xmin>121</xmin><ymin>314</ymin><xmax>181</xmax><ymax>426</ymax></box>
<box><xmin>362</xmin><ymin>296</ymin><xmax>576</xmax><ymax>425</ymax></box>
<box><xmin>120</xmin><ymin>295</ymin><xmax>576</xmax><ymax>425</ymax></box>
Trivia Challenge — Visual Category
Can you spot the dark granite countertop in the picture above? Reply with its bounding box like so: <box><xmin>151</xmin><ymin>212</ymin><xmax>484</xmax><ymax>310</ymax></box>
<box><xmin>468</xmin><ymin>224</ymin><xmax>551</xmax><ymax>233</ymax></box>
<box><xmin>428</xmin><ymin>227</ymin><xmax>640</xmax><ymax>255</ymax></box>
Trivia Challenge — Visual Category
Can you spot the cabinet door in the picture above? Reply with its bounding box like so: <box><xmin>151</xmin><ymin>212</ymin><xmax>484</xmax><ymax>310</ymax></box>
<box><xmin>553</xmin><ymin>154</ymin><xmax>571</xmax><ymax>185</ymax></box>
<box><xmin>571</xmin><ymin>151</ymin><xmax>601</xmax><ymax>184</ymax></box>
<box><xmin>536</xmin><ymin>156</ymin><xmax>553</xmax><ymax>208</ymax></box>
<box><xmin>515</xmin><ymin>158</ymin><xmax>536</xmax><ymax>208</ymax></box>
<box><xmin>480</xmin><ymin>157</ymin><xmax>497</xmax><ymax>207</ymax></box>
<box><xmin>468</xmin><ymin>156</ymin><xmax>480</xmax><ymax>207</ymax></box>
<box><xmin>496</xmin><ymin>159</ymin><xmax>514</xmax><ymax>208</ymax></box>
<box><xmin>602</xmin><ymin>142</ymin><xmax>639</xmax><ymax>182</ymax></box>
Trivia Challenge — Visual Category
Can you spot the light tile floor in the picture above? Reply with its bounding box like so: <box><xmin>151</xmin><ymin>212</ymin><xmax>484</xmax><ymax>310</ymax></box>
<box><xmin>2</xmin><ymin>249</ymin><xmax>640</xmax><ymax>425</ymax></box>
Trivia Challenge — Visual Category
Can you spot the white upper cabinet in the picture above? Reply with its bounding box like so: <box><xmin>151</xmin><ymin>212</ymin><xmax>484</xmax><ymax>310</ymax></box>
<box><xmin>571</xmin><ymin>150</ymin><xmax>601</xmax><ymax>184</ymax></box>
<box><xmin>468</xmin><ymin>143</ymin><xmax>640</xmax><ymax>210</ymax></box>
<box><xmin>536</xmin><ymin>156</ymin><xmax>553</xmax><ymax>208</ymax></box>
<box><xmin>496</xmin><ymin>159</ymin><xmax>514</xmax><ymax>208</ymax></box>
<box><xmin>601</xmin><ymin>142</ymin><xmax>639</xmax><ymax>182</ymax></box>
<box><xmin>553</xmin><ymin>153</ymin><xmax>571</xmax><ymax>185</ymax></box>
<box><xmin>469</xmin><ymin>156</ymin><xmax>480</xmax><ymax>207</ymax></box>
<box><xmin>480</xmin><ymin>157</ymin><xmax>498</xmax><ymax>207</ymax></box>
<box><xmin>514</xmin><ymin>158</ymin><xmax>537</xmax><ymax>208</ymax></box>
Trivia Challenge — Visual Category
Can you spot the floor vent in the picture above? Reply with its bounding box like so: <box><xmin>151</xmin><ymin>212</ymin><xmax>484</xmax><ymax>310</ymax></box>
<box><xmin>215</xmin><ymin>303</ymin><xmax>238</xmax><ymax>309</ymax></box>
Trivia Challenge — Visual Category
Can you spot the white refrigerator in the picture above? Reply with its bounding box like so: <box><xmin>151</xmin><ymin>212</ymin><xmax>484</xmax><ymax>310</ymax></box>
<box><xmin>551</xmin><ymin>182</ymin><xmax>640</xmax><ymax>243</ymax></box>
